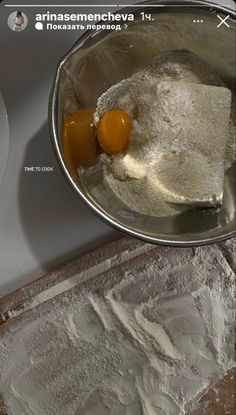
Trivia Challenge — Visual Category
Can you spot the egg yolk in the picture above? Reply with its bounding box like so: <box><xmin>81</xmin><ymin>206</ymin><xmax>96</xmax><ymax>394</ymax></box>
<box><xmin>63</xmin><ymin>109</ymin><xmax>97</xmax><ymax>179</ymax></box>
<box><xmin>97</xmin><ymin>110</ymin><xmax>132</xmax><ymax>155</ymax></box>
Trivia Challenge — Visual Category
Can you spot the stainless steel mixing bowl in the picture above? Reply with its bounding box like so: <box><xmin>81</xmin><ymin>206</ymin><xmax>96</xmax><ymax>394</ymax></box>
<box><xmin>49</xmin><ymin>0</ymin><xmax>236</xmax><ymax>246</ymax></box>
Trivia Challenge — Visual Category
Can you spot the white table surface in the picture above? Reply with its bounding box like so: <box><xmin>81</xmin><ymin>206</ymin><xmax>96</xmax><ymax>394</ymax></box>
<box><xmin>0</xmin><ymin>0</ymin><xmax>234</xmax><ymax>296</ymax></box>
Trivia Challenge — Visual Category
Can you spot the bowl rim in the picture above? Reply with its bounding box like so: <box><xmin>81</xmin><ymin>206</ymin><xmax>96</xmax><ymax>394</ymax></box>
<box><xmin>49</xmin><ymin>0</ymin><xmax>236</xmax><ymax>247</ymax></box>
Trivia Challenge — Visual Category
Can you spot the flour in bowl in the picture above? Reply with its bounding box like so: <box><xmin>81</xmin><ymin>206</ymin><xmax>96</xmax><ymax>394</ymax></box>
<box><xmin>90</xmin><ymin>50</ymin><xmax>234</xmax><ymax>217</ymax></box>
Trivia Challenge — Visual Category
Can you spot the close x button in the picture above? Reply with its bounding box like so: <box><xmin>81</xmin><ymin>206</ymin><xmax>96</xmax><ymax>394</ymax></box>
<box><xmin>217</xmin><ymin>15</ymin><xmax>230</xmax><ymax>28</ymax></box>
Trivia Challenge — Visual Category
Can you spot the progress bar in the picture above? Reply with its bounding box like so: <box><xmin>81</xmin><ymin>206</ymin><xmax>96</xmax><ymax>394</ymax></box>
<box><xmin>4</xmin><ymin>4</ymin><xmax>234</xmax><ymax>7</ymax></box>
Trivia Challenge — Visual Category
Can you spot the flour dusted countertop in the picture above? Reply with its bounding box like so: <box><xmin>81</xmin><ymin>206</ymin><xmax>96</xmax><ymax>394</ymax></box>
<box><xmin>0</xmin><ymin>237</ymin><xmax>235</xmax><ymax>415</ymax></box>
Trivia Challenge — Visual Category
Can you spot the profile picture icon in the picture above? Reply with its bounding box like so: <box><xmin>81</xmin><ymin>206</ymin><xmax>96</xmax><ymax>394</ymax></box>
<box><xmin>8</xmin><ymin>11</ymin><xmax>28</xmax><ymax>32</ymax></box>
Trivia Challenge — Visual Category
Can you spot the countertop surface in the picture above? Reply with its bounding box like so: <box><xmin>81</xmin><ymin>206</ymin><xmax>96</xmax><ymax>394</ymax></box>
<box><xmin>0</xmin><ymin>0</ymin><xmax>235</xmax><ymax>296</ymax></box>
<box><xmin>0</xmin><ymin>236</ymin><xmax>235</xmax><ymax>414</ymax></box>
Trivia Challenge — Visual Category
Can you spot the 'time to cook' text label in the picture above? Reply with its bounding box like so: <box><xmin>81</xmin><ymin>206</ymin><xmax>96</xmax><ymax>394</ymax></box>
<box><xmin>24</xmin><ymin>166</ymin><xmax>54</xmax><ymax>172</ymax></box>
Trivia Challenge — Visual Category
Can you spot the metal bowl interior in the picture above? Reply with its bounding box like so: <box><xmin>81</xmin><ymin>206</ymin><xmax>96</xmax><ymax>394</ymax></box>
<box><xmin>50</xmin><ymin>0</ymin><xmax>236</xmax><ymax>246</ymax></box>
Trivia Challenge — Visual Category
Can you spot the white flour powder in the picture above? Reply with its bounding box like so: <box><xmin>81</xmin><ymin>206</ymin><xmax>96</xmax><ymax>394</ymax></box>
<box><xmin>91</xmin><ymin>50</ymin><xmax>235</xmax><ymax>217</ymax></box>
<box><xmin>0</xmin><ymin>243</ymin><xmax>235</xmax><ymax>415</ymax></box>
